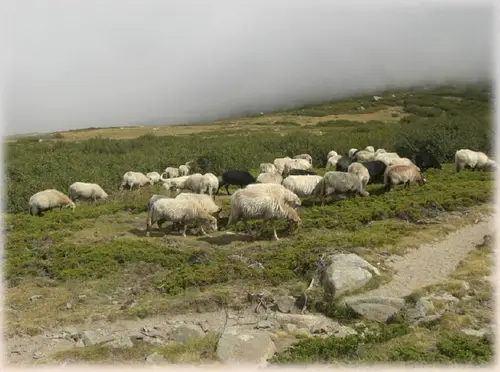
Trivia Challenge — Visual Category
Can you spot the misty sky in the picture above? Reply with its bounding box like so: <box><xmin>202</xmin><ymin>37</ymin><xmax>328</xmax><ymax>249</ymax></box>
<box><xmin>2</xmin><ymin>0</ymin><xmax>494</xmax><ymax>136</ymax></box>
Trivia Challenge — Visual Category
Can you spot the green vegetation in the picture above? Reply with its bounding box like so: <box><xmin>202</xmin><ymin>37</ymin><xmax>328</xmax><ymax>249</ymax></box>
<box><xmin>4</xmin><ymin>82</ymin><xmax>495</xmax><ymax>365</ymax></box>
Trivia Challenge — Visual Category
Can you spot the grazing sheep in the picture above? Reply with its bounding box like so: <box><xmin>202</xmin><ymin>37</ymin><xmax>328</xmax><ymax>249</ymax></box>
<box><xmin>120</xmin><ymin>171</ymin><xmax>153</xmax><ymax>190</ymax></box>
<box><xmin>347</xmin><ymin>162</ymin><xmax>370</xmax><ymax>188</ymax></box>
<box><xmin>259</xmin><ymin>163</ymin><xmax>277</xmax><ymax>174</ymax></box>
<box><xmin>256</xmin><ymin>172</ymin><xmax>283</xmax><ymax>184</ymax></box>
<box><xmin>374</xmin><ymin>152</ymin><xmax>400</xmax><ymax>161</ymax></box>
<box><xmin>317</xmin><ymin>171</ymin><xmax>369</xmax><ymax>205</ymax></box>
<box><xmin>176</xmin><ymin>192</ymin><xmax>222</xmax><ymax>216</ymax></box>
<box><xmin>483</xmin><ymin>159</ymin><xmax>497</xmax><ymax>172</ymax></box>
<box><xmin>273</xmin><ymin>156</ymin><xmax>293</xmax><ymax>175</ymax></box>
<box><xmin>179</xmin><ymin>164</ymin><xmax>190</xmax><ymax>176</ymax></box>
<box><xmin>327</xmin><ymin>150</ymin><xmax>338</xmax><ymax>161</ymax></box>
<box><xmin>287</xmin><ymin>168</ymin><xmax>318</xmax><ymax>176</ymax></box>
<box><xmin>283</xmin><ymin>158</ymin><xmax>312</xmax><ymax>177</ymax></box>
<box><xmin>146</xmin><ymin>198</ymin><xmax>218</xmax><ymax>238</ymax></box>
<box><xmin>336</xmin><ymin>156</ymin><xmax>355</xmax><ymax>172</ymax></box>
<box><xmin>146</xmin><ymin>172</ymin><xmax>162</xmax><ymax>184</ymax></box>
<box><xmin>326</xmin><ymin>154</ymin><xmax>343</xmax><ymax>169</ymax></box>
<box><xmin>360</xmin><ymin>160</ymin><xmax>387</xmax><ymax>184</ymax></box>
<box><xmin>246</xmin><ymin>183</ymin><xmax>302</xmax><ymax>208</ymax></box>
<box><xmin>227</xmin><ymin>188</ymin><xmax>302</xmax><ymax>241</ymax></box>
<box><xmin>282</xmin><ymin>175</ymin><xmax>323</xmax><ymax>198</ymax></box>
<box><xmin>163</xmin><ymin>167</ymin><xmax>180</xmax><ymax>178</ymax></box>
<box><xmin>216</xmin><ymin>170</ymin><xmax>256</xmax><ymax>195</ymax></box>
<box><xmin>414</xmin><ymin>151</ymin><xmax>442</xmax><ymax>172</ymax></box>
<box><xmin>374</xmin><ymin>148</ymin><xmax>387</xmax><ymax>155</ymax></box>
<box><xmin>364</xmin><ymin>146</ymin><xmax>375</xmax><ymax>152</ymax></box>
<box><xmin>180</xmin><ymin>173</ymin><xmax>205</xmax><ymax>194</ymax></box>
<box><xmin>200</xmin><ymin>173</ymin><xmax>219</xmax><ymax>197</ymax></box>
<box><xmin>162</xmin><ymin>176</ymin><xmax>190</xmax><ymax>192</ymax></box>
<box><xmin>454</xmin><ymin>149</ymin><xmax>492</xmax><ymax>172</ymax></box>
<box><xmin>353</xmin><ymin>150</ymin><xmax>375</xmax><ymax>162</ymax></box>
<box><xmin>348</xmin><ymin>148</ymin><xmax>359</xmax><ymax>159</ymax></box>
<box><xmin>147</xmin><ymin>194</ymin><xmax>172</xmax><ymax>229</ymax></box>
<box><xmin>176</xmin><ymin>192</ymin><xmax>223</xmax><ymax>235</ymax></box>
<box><xmin>68</xmin><ymin>182</ymin><xmax>108</xmax><ymax>202</ymax></box>
<box><xmin>293</xmin><ymin>153</ymin><xmax>313</xmax><ymax>166</ymax></box>
<box><xmin>384</xmin><ymin>164</ymin><xmax>426</xmax><ymax>191</ymax></box>
<box><xmin>386</xmin><ymin>157</ymin><xmax>415</xmax><ymax>167</ymax></box>
<box><xmin>29</xmin><ymin>189</ymin><xmax>76</xmax><ymax>216</ymax></box>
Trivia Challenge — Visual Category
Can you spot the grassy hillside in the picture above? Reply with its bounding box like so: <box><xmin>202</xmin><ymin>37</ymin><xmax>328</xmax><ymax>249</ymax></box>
<box><xmin>4</xmin><ymin>82</ymin><xmax>495</xmax><ymax>365</ymax></box>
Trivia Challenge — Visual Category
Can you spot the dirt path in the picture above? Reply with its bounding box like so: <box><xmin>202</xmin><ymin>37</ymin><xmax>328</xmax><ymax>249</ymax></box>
<box><xmin>349</xmin><ymin>214</ymin><xmax>495</xmax><ymax>300</ymax></box>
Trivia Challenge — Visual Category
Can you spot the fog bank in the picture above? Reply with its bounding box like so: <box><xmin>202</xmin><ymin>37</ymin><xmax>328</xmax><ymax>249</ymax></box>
<box><xmin>2</xmin><ymin>0</ymin><xmax>494</xmax><ymax>135</ymax></box>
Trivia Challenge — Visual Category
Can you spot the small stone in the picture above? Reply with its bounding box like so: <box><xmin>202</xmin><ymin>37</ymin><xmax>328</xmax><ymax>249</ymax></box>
<box><xmin>461</xmin><ymin>328</ymin><xmax>488</xmax><ymax>338</ymax></box>
<box><xmin>75</xmin><ymin>339</ymin><xmax>85</xmax><ymax>348</ymax></box>
<box><xmin>198</xmin><ymin>320</ymin><xmax>210</xmax><ymax>332</ymax></box>
<box><xmin>29</xmin><ymin>295</ymin><xmax>42</xmax><ymax>302</ymax></box>
<box><xmin>66</xmin><ymin>302</ymin><xmax>72</xmax><ymax>310</ymax></box>
<box><xmin>33</xmin><ymin>351</ymin><xmax>45</xmax><ymax>359</ymax></box>
<box><xmin>79</xmin><ymin>331</ymin><xmax>98</xmax><ymax>346</ymax></box>
<box><xmin>107</xmin><ymin>337</ymin><xmax>134</xmax><ymax>348</ymax></box>
<box><xmin>170</xmin><ymin>324</ymin><xmax>205</xmax><ymax>343</ymax></box>
<box><xmin>283</xmin><ymin>323</ymin><xmax>297</xmax><ymax>333</ymax></box>
<box><xmin>256</xmin><ymin>320</ymin><xmax>273</xmax><ymax>329</ymax></box>
<box><xmin>276</xmin><ymin>296</ymin><xmax>296</xmax><ymax>313</ymax></box>
<box><xmin>146</xmin><ymin>352</ymin><xmax>165</xmax><ymax>363</ymax></box>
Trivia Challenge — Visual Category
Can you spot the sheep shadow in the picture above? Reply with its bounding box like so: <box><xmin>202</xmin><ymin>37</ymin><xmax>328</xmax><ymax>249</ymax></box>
<box><xmin>129</xmin><ymin>227</ymin><xmax>166</xmax><ymax>238</ymax></box>
<box><xmin>198</xmin><ymin>232</ymin><xmax>256</xmax><ymax>246</ymax></box>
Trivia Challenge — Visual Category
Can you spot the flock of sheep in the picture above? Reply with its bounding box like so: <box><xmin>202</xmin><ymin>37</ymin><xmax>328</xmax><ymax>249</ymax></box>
<box><xmin>27</xmin><ymin>146</ymin><xmax>495</xmax><ymax>241</ymax></box>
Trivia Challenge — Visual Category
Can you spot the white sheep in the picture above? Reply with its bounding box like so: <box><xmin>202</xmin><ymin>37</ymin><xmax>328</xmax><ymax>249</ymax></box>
<box><xmin>374</xmin><ymin>152</ymin><xmax>399</xmax><ymax>161</ymax></box>
<box><xmin>256</xmin><ymin>172</ymin><xmax>283</xmax><ymax>185</ymax></box>
<box><xmin>385</xmin><ymin>157</ymin><xmax>415</xmax><ymax>167</ymax></box>
<box><xmin>163</xmin><ymin>167</ymin><xmax>180</xmax><ymax>178</ymax></box>
<box><xmin>282</xmin><ymin>158</ymin><xmax>312</xmax><ymax>177</ymax></box>
<box><xmin>273</xmin><ymin>156</ymin><xmax>293</xmax><ymax>175</ymax></box>
<box><xmin>246</xmin><ymin>183</ymin><xmax>301</xmax><ymax>209</ymax></box>
<box><xmin>259</xmin><ymin>163</ymin><xmax>277</xmax><ymax>174</ymax></box>
<box><xmin>281</xmin><ymin>175</ymin><xmax>323</xmax><ymax>198</ymax></box>
<box><xmin>483</xmin><ymin>159</ymin><xmax>497</xmax><ymax>172</ymax></box>
<box><xmin>200</xmin><ymin>173</ymin><xmax>219</xmax><ymax>197</ymax></box>
<box><xmin>179</xmin><ymin>164</ymin><xmax>190</xmax><ymax>176</ymax></box>
<box><xmin>120</xmin><ymin>171</ymin><xmax>154</xmax><ymax>190</ymax></box>
<box><xmin>318</xmin><ymin>171</ymin><xmax>370</xmax><ymax>205</ymax></box>
<box><xmin>179</xmin><ymin>173</ymin><xmax>205</xmax><ymax>194</ymax></box>
<box><xmin>454</xmin><ymin>149</ymin><xmax>493</xmax><ymax>172</ymax></box>
<box><xmin>347</xmin><ymin>162</ymin><xmax>371</xmax><ymax>189</ymax></box>
<box><xmin>348</xmin><ymin>148</ymin><xmax>359</xmax><ymax>159</ymax></box>
<box><xmin>68</xmin><ymin>182</ymin><xmax>108</xmax><ymax>202</ymax></box>
<box><xmin>175</xmin><ymin>192</ymin><xmax>223</xmax><ymax>235</ymax></box>
<box><xmin>364</xmin><ymin>146</ymin><xmax>375</xmax><ymax>152</ymax></box>
<box><xmin>146</xmin><ymin>172</ymin><xmax>161</xmax><ymax>184</ymax></box>
<box><xmin>326</xmin><ymin>154</ymin><xmax>343</xmax><ymax>169</ymax></box>
<box><xmin>227</xmin><ymin>187</ymin><xmax>302</xmax><ymax>241</ymax></box>
<box><xmin>293</xmin><ymin>153</ymin><xmax>313</xmax><ymax>166</ymax></box>
<box><xmin>384</xmin><ymin>164</ymin><xmax>426</xmax><ymax>191</ymax></box>
<box><xmin>146</xmin><ymin>198</ymin><xmax>218</xmax><ymax>238</ymax></box>
<box><xmin>353</xmin><ymin>150</ymin><xmax>375</xmax><ymax>162</ymax></box>
<box><xmin>147</xmin><ymin>194</ymin><xmax>172</xmax><ymax>229</ymax></box>
<box><xmin>29</xmin><ymin>189</ymin><xmax>76</xmax><ymax>216</ymax></box>
<box><xmin>374</xmin><ymin>148</ymin><xmax>387</xmax><ymax>155</ymax></box>
<box><xmin>162</xmin><ymin>176</ymin><xmax>190</xmax><ymax>193</ymax></box>
<box><xmin>327</xmin><ymin>150</ymin><xmax>338</xmax><ymax>161</ymax></box>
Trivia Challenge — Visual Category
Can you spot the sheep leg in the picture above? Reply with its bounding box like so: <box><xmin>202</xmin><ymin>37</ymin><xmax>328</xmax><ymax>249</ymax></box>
<box><xmin>270</xmin><ymin>221</ymin><xmax>279</xmax><ymax>241</ymax></box>
<box><xmin>181</xmin><ymin>224</ymin><xmax>188</xmax><ymax>238</ymax></box>
<box><xmin>225</xmin><ymin>184</ymin><xmax>231</xmax><ymax>195</ymax></box>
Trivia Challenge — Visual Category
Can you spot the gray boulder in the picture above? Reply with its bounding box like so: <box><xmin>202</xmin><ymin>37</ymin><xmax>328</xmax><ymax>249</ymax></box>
<box><xmin>216</xmin><ymin>327</ymin><xmax>276</xmax><ymax>365</ymax></box>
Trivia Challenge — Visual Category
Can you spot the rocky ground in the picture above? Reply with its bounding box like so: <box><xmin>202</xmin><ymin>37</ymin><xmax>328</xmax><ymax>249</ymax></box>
<box><xmin>5</xmin><ymin>212</ymin><xmax>495</xmax><ymax>366</ymax></box>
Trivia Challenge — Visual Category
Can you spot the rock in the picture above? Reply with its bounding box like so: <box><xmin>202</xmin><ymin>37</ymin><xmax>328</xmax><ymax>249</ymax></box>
<box><xmin>256</xmin><ymin>320</ymin><xmax>274</xmax><ymax>330</ymax></box>
<box><xmin>79</xmin><ymin>331</ymin><xmax>99</xmax><ymax>346</ymax></box>
<box><xmin>29</xmin><ymin>295</ymin><xmax>42</xmax><ymax>302</ymax></box>
<box><xmin>414</xmin><ymin>314</ymin><xmax>443</xmax><ymax>326</ymax></box>
<box><xmin>75</xmin><ymin>339</ymin><xmax>85</xmax><ymax>348</ymax></box>
<box><xmin>322</xmin><ymin>253</ymin><xmax>380</xmax><ymax>298</ymax></box>
<box><xmin>406</xmin><ymin>298</ymin><xmax>435</xmax><ymax>321</ymax></box>
<box><xmin>170</xmin><ymin>324</ymin><xmax>205</xmax><ymax>343</ymax></box>
<box><xmin>345</xmin><ymin>296</ymin><xmax>405</xmax><ymax>323</ymax></box>
<box><xmin>198</xmin><ymin>320</ymin><xmax>210</xmax><ymax>333</ymax></box>
<box><xmin>146</xmin><ymin>352</ymin><xmax>165</xmax><ymax>363</ymax></box>
<box><xmin>66</xmin><ymin>302</ymin><xmax>73</xmax><ymax>310</ymax></box>
<box><xmin>33</xmin><ymin>351</ymin><xmax>45</xmax><ymax>359</ymax></box>
<box><xmin>107</xmin><ymin>336</ymin><xmax>134</xmax><ymax>348</ymax></box>
<box><xmin>268</xmin><ymin>312</ymin><xmax>356</xmax><ymax>337</ymax></box>
<box><xmin>216</xmin><ymin>327</ymin><xmax>276</xmax><ymax>365</ymax></box>
<box><xmin>62</xmin><ymin>327</ymin><xmax>79</xmax><ymax>341</ymax></box>
<box><xmin>283</xmin><ymin>323</ymin><xmax>297</xmax><ymax>333</ymax></box>
<box><xmin>461</xmin><ymin>328</ymin><xmax>489</xmax><ymax>338</ymax></box>
<box><xmin>276</xmin><ymin>296</ymin><xmax>296</xmax><ymax>313</ymax></box>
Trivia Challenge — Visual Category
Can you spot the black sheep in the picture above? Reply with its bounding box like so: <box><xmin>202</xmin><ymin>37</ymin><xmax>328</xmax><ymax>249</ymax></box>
<box><xmin>216</xmin><ymin>170</ymin><xmax>256</xmax><ymax>195</ymax></box>
<box><xmin>414</xmin><ymin>151</ymin><xmax>442</xmax><ymax>172</ymax></box>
